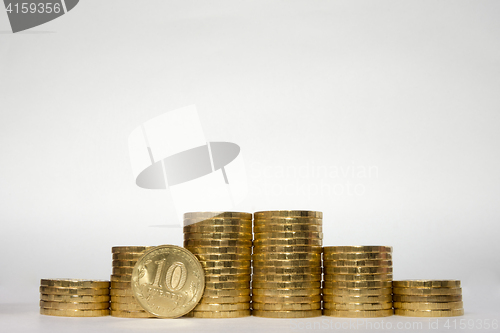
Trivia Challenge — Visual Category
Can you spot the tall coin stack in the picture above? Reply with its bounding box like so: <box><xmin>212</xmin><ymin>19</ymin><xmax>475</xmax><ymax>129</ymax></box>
<box><xmin>393</xmin><ymin>280</ymin><xmax>464</xmax><ymax>317</ymax></box>
<box><xmin>111</xmin><ymin>246</ymin><xmax>154</xmax><ymax>318</ymax></box>
<box><xmin>323</xmin><ymin>246</ymin><xmax>394</xmax><ymax>318</ymax></box>
<box><xmin>252</xmin><ymin>210</ymin><xmax>323</xmax><ymax>318</ymax></box>
<box><xmin>183</xmin><ymin>212</ymin><xmax>252</xmax><ymax>318</ymax></box>
<box><xmin>40</xmin><ymin>279</ymin><xmax>110</xmax><ymax>317</ymax></box>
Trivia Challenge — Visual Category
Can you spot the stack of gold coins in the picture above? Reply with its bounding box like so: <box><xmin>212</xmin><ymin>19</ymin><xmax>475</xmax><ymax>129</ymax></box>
<box><xmin>40</xmin><ymin>279</ymin><xmax>110</xmax><ymax>317</ymax></box>
<box><xmin>252</xmin><ymin>210</ymin><xmax>323</xmax><ymax>318</ymax></box>
<box><xmin>323</xmin><ymin>246</ymin><xmax>394</xmax><ymax>318</ymax></box>
<box><xmin>111</xmin><ymin>246</ymin><xmax>154</xmax><ymax>318</ymax></box>
<box><xmin>393</xmin><ymin>280</ymin><xmax>464</xmax><ymax>317</ymax></box>
<box><xmin>183</xmin><ymin>212</ymin><xmax>252</xmax><ymax>318</ymax></box>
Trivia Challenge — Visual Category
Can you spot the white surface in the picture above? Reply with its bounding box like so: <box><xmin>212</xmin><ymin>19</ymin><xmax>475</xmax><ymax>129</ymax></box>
<box><xmin>1</xmin><ymin>1</ymin><xmax>500</xmax><ymax>331</ymax></box>
<box><xmin>1</xmin><ymin>304</ymin><xmax>499</xmax><ymax>333</ymax></box>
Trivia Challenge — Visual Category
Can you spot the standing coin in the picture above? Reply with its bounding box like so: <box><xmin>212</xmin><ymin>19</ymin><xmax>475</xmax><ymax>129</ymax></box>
<box><xmin>131</xmin><ymin>245</ymin><xmax>205</xmax><ymax>318</ymax></box>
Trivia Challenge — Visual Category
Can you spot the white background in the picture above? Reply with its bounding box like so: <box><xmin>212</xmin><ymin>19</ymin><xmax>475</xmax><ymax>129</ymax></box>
<box><xmin>0</xmin><ymin>1</ymin><xmax>499</xmax><ymax>332</ymax></box>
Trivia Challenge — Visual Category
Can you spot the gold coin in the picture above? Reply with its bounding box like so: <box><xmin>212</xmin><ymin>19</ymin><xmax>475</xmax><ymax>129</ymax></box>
<box><xmin>252</xmin><ymin>295</ymin><xmax>322</xmax><ymax>303</ymax></box>
<box><xmin>112</xmin><ymin>253</ymin><xmax>143</xmax><ymax>260</ymax></box>
<box><xmin>324</xmin><ymin>246</ymin><xmax>392</xmax><ymax>253</ymax></box>
<box><xmin>199</xmin><ymin>260</ymin><xmax>251</xmax><ymax>268</ymax></box>
<box><xmin>183</xmin><ymin>218</ymin><xmax>252</xmax><ymax>226</ymax></box>
<box><xmin>393</xmin><ymin>280</ymin><xmax>461</xmax><ymax>288</ymax></box>
<box><xmin>185</xmin><ymin>246</ymin><xmax>252</xmax><ymax>255</ymax></box>
<box><xmin>393</xmin><ymin>295</ymin><xmax>462</xmax><ymax>303</ymax></box>
<box><xmin>254</xmin><ymin>224</ymin><xmax>323</xmax><ymax>233</ymax></box>
<box><xmin>40</xmin><ymin>301</ymin><xmax>110</xmax><ymax>310</ymax></box>
<box><xmin>202</xmin><ymin>289</ymin><xmax>251</xmax><ymax>297</ymax></box>
<box><xmin>184</xmin><ymin>211</ymin><xmax>252</xmax><ymax>220</ymax></box>
<box><xmin>324</xmin><ymin>302</ymin><xmax>393</xmax><ymax>310</ymax></box>
<box><xmin>324</xmin><ymin>252</ymin><xmax>392</xmax><ymax>260</ymax></box>
<box><xmin>131</xmin><ymin>245</ymin><xmax>205</xmax><ymax>319</ymax></box>
<box><xmin>395</xmin><ymin>308</ymin><xmax>464</xmax><ymax>317</ymax></box>
<box><xmin>324</xmin><ymin>274</ymin><xmax>393</xmax><ymax>282</ymax></box>
<box><xmin>254</xmin><ymin>238</ymin><xmax>323</xmax><ymax>246</ymax></box>
<box><xmin>204</xmin><ymin>274</ymin><xmax>251</xmax><ymax>283</ymax></box>
<box><xmin>394</xmin><ymin>301</ymin><xmax>463</xmax><ymax>310</ymax></box>
<box><xmin>110</xmin><ymin>281</ymin><xmax>131</xmax><ymax>289</ymax></box>
<box><xmin>183</xmin><ymin>225</ymin><xmax>252</xmax><ymax>233</ymax></box>
<box><xmin>40</xmin><ymin>308</ymin><xmax>110</xmax><ymax>317</ymax></box>
<box><xmin>40</xmin><ymin>286</ymin><xmax>109</xmax><ymax>296</ymax></box>
<box><xmin>198</xmin><ymin>296</ymin><xmax>251</xmax><ymax>304</ymax></box>
<box><xmin>253</xmin><ymin>246</ymin><xmax>322</xmax><ymax>254</ymax></box>
<box><xmin>323</xmin><ymin>294</ymin><xmax>393</xmax><ymax>303</ymax></box>
<box><xmin>112</xmin><ymin>246</ymin><xmax>152</xmax><ymax>254</ymax></box>
<box><xmin>252</xmin><ymin>302</ymin><xmax>321</xmax><ymax>311</ymax></box>
<box><xmin>204</xmin><ymin>281</ymin><xmax>250</xmax><ymax>289</ymax></box>
<box><xmin>323</xmin><ymin>309</ymin><xmax>393</xmax><ymax>317</ymax></box>
<box><xmin>110</xmin><ymin>296</ymin><xmax>139</xmax><ymax>303</ymax></box>
<box><xmin>40</xmin><ymin>279</ymin><xmax>110</xmax><ymax>289</ymax></box>
<box><xmin>252</xmin><ymin>309</ymin><xmax>322</xmax><ymax>318</ymax></box>
<box><xmin>253</xmin><ymin>253</ymin><xmax>321</xmax><ymax>261</ymax></box>
<box><xmin>203</xmin><ymin>267</ymin><xmax>251</xmax><ymax>275</ymax></box>
<box><xmin>324</xmin><ymin>266</ymin><xmax>393</xmax><ymax>274</ymax></box>
<box><xmin>112</xmin><ymin>267</ymin><xmax>134</xmax><ymax>275</ymax></box>
<box><xmin>253</xmin><ymin>281</ymin><xmax>321</xmax><ymax>289</ymax></box>
<box><xmin>184</xmin><ymin>310</ymin><xmax>251</xmax><ymax>318</ymax></box>
<box><xmin>323</xmin><ymin>280</ymin><xmax>392</xmax><ymax>289</ymax></box>
<box><xmin>252</xmin><ymin>274</ymin><xmax>321</xmax><ymax>282</ymax></box>
<box><xmin>110</xmin><ymin>310</ymin><xmax>155</xmax><ymax>318</ymax></box>
<box><xmin>193</xmin><ymin>302</ymin><xmax>250</xmax><ymax>311</ymax></box>
<box><xmin>111</xmin><ymin>302</ymin><xmax>145</xmax><ymax>311</ymax></box>
<box><xmin>253</xmin><ymin>266</ymin><xmax>322</xmax><ymax>275</ymax></box>
<box><xmin>112</xmin><ymin>260</ymin><xmax>138</xmax><ymax>267</ymax></box>
<box><xmin>110</xmin><ymin>275</ymin><xmax>132</xmax><ymax>282</ymax></box>
<box><xmin>254</xmin><ymin>210</ymin><xmax>322</xmax><ymax>219</ymax></box>
<box><xmin>40</xmin><ymin>294</ymin><xmax>111</xmax><ymax>303</ymax></box>
<box><xmin>323</xmin><ymin>287</ymin><xmax>393</xmax><ymax>296</ymax></box>
<box><xmin>393</xmin><ymin>287</ymin><xmax>462</xmax><ymax>296</ymax></box>
<box><xmin>184</xmin><ymin>232</ymin><xmax>252</xmax><ymax>240</ymax></box>
<box><xmin>110</xmin><ymin>288</ymin><xmax>134</xmax><ymax>297</ymax></box>
<box><xmin>252</xmin><ymin>288</ymin><xmax>320</xmax><ymax>296</ymax></box>
<box><xmin>253</xmin><ymin>259</ymin><xmax>321</xmax><ymax>267</ymax></box>
<box><xmin>325</xmin><ymin>260</ymin><xmax>392</xmax><ymax>267</ymax></box>
<box><xmin>253</xmin><ymin>232</ymin><xmax>323</xmax><ymax>240</ymax></box>
<box><xmin>254</xmin><ymin>217</ymin><xmax>323</xmax><ymax>225</ymax></box>
<box><xmin>184</xmin><ymin>239</ymin><xmax>252</xmax><ymax>247</ymax></box>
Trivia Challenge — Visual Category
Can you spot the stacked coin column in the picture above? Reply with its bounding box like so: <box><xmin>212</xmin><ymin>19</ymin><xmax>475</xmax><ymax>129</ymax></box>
<box><xmin>184</xmin><ymin>212</ymin><xmax>252</xmax><ymax>318</ymax></box>
<box><xmin>252</xmin><ymin>210</ymin><xmax>323</xmax><ymax>318</ymax></box>
<box><xmin>39</xmin><ymin>279</ymin><xmax>110</xmax><ymax>317</ymax></box>
<box><xmin>110</xmin><ymin>246</ymin><xmax>154</xmax><ymax>318</ymax></box>
<box><xmin>393</xmin><ymin>280</ymin><xmax>464</xmax><ymax>317</ymax></box>
<box><xmin>323</xmin><ymin>246</ymin><xmax>394</xmax><ymax>318</ymax></box>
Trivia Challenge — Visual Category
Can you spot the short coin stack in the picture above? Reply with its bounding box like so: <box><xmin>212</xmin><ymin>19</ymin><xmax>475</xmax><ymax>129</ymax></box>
<box><xmin>40</xmin><ymin>279</ymin><xmax>110</xmax><ymax>317</ymax></box>
<box><xmin>393</xmin><ymin>280</ymin><xmax>464</xmax><ymax>317</ymax></box>
<box><xmin>323</xmin><ymin>246</ymin><xmax>394</xmax><ymax>318</ymax></box>
<box><xmin>252</xmin><ymin>210</ymin><xmax>323</xmax><ymax>318</ymax></box>
<box><xmin>111</xmin><ymin>246</ymin><xmax>154</xmax><ymax>318</ymax></box>
<box><xmin>183</xmin><ymin>212</ymin><xmax>252</xmax><ymax>318</ymax></box>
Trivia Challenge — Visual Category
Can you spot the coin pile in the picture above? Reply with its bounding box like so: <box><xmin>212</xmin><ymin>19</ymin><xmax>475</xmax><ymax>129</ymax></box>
<box><xmin>393</xmin><ymin>280</ymin><xmax>464</xmax><ymax>317</ymax></box>
<box><xmin>40</xmin><ymin>279</ymin><xmax>110</xmax><ymax>317</ymax></box>
<box><xmin>111</xmin><ymin>246</ymin><xmax>154</xmax><ymax>318</ymax></box>
<box><xmin>323</xmin><ymin>246</ymin><xmax>394</xmax><ymax>318</ymax></box>
<box><xmin>183</xmin><ymin>212</ymin><xmax>252</xmax><ymax>318</ymax></box>
<box><xmin>252</xmin><ymin>210</ymin><xmax>323</xmax><ymax>318</ymax></box>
